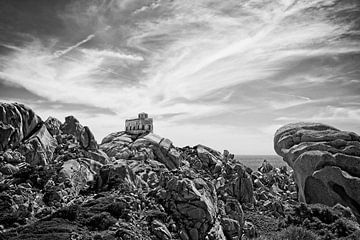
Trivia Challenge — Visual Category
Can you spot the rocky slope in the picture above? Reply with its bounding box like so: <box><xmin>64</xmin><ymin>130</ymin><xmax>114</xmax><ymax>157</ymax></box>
<box><xmin>0</xmin><ymin>103</ymin><xmax>359</xmax><ymax>240</ymax></box>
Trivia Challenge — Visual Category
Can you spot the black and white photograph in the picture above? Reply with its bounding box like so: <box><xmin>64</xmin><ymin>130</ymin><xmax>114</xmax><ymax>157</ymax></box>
<box><xmin>0</xmin><ymin>0</ymin><xmax>360</xmax><ymax>239</ymax></box>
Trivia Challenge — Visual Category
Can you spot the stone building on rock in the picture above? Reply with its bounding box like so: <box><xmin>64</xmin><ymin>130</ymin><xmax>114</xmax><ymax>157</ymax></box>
<box><xmin>125</xmin><ymin>112</ymin><xmax>153</xmax><ymax>134</ymax></box>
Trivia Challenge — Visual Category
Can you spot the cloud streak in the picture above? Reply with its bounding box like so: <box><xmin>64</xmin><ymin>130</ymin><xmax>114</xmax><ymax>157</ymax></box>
<box><xmin>0</xmin><ymin>0</ymin><xmax>359</xmax><ymax>154</ymax></box>
<box><xmin>54</xmin><ymin>34</ymin><xmax>95</xmax><ymax>58</ymax></box>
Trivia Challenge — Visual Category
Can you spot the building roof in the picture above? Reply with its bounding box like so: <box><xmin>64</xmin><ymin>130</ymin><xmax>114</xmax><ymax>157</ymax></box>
<box><xmin>126</xmin><ymin>117</ymin><xmax>153</xmax><ymax>121</ymax></box>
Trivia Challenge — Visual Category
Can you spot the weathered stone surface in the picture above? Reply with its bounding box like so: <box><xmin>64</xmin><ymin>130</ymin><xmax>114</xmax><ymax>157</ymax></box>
<box><xmin>100</xmin><ymin>132</ymin><xmax>134</xmax><ymax>157</ymax></box>
<box><xmin>60</xmin><ymin>116</ymin><xmax>98</xmax><ymax>150</ymax></box>
<box><xmin>243</xmin><ymin>221</ymin><xmax>257</xmax><ymax>239</ymax></box>
<box><xmin>0</xmin><ymin>102</ymin><xmax>42</xmax><ymax>151</ymax></box>
<box><xmin>97</xmin><ymin>160</ymin><xmax>145</xmax><ymax>191</ymax></box>
<box><xmin>222</xmin><ymin>217</ymin><xmax>241</xmax><ymax>239</ymax></box>
<box><xmin>59</xmin><ymin>158</ymin><xmax>103</xmax><ymax>194</ymax></box>
<box><xmin>258</xmin><ymin>159</ymin><xmax>274</xmax><ymax>173</ymax></box>
<box><xmin>0</xmin><ymin>103</ymin><xmax>256</xmax><ymax>240</ymax></box>
<box><xmin>158</xmin><ymin>173</ymin><xmax>218</xmax><ymax>240</ymax></box>
<box><xmin>151</xmin><ymin>219</ymin><xmax>172</xmax><ymax>240</ymax></box>
<box><xmin>44</xmin><ymin>116</ymin><xmax>62</xmax><ymax>136</ymax></box>
<box><xmin>196</xmin><ymin>144</ymin><xmax>222</xmax><ymax>169</ymax></box>
<box><xmin>0</xmin><ymin>163</ymin><xmax>19</xmax><ymax>175</ymax></box>
<box><xmin>19</xmin><ymin>125</ymin><xmax>57</xmax><ymax>166</ymax></box>
<box><xmin>307</xmin><ymin>166</ymin><xmax>360</xmax><ymax>220</ymax></box>
<box><xmin>206</xmin><ymin>220</ymin><xmax>226</xmax><ymax>240</ymax></box>
<box><xmin>101</xmin><ymin>132</ymin><xmax>181</xmax><ymax>170</ymax></box>
<box><xmin>274</xmin><ymin>122</ymin><xmax>360</xmax><ymax>222</ymax></box>
<box><xmin>2</xmin><ymin>149</ymin><xmax>25</xmax><ymax>164</ymax></box>
<box><xmin>222</xmin><ymin>161</ymin><xmax>254</xmax><ymax>205</ymax></box>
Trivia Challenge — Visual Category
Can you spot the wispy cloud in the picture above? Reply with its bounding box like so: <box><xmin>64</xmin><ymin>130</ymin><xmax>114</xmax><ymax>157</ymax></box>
<box><xmin>54</xmin><ymin>34</ymin><xmax>95</xmax><ymax>58</ymax></box>
<box><xmin>0</xmin><ymin>0</ymin><xmax>359</xmax><ymax>153</ymax></box>
<box><xmin>80</xmin><ymin>48</ymin><xmax>144</xmax><ymax>61</ymax></box>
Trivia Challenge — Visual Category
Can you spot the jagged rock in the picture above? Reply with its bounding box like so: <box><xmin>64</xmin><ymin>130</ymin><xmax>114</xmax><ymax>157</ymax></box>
<box><xmin>101</xmin><ymin>131</ymin><xmax>133</xmax><ymax>144</ymax></box>
<box><xmin>44</xmin><ymin>116</ymin><xmax>62</xmax><ymax>136</ymax></box>
<box><xmin>222</xmin><ymin>161</ymin><xmax>254</xmax><ymax>205</ymax></box>
<box><xmin>222</xmin><ymin>218</ymin><xmax>241</xmax><ymax>239</ymax></box>
<box><xmin>52</xmin><ymin>133</ymin><xmax>109</xmax><ymax>165</ymax></box>
<box><xmin>0</xmin><ymin>103</ymin><xmax>260</xmax><ymax>239</ymax></box>
<box><xmin>59</xmin><ymin>158</ymin><xmax>103</xmax><ymax>194</ymax></box>
<box><xmin>101</xmin><ymin>132</ymin><xmax>181</xmax><ymax>170</ymax></box>
<box><xmin>242</xmin><ymin>221</ymin><xmax>257</xmax><ymax>239</ymax></box>
<box><xmin>83</xmin><ymin>149</ymin><xmax>110</xmax><ymax>164</ymax></box>
<box><xmin>151</xmin><ymin>219</ymin><xmax>172</xmax><ymax>240</ymax></box>
<box><xmin>117</xmin><ymin>158</ymin><xmax>167</xmax><ymax>190</ymax></box>
<box><xmin>158</xmin><ymin>173</ymin><xmax>218</xmax><ymax>240</ymax></box>
<box><xmin>222</xmin><ymin>150</ymin><xmax>235</xmax><ymax>161</ymax></box>
<box><xmin>0</xmin><ymin>184</ymin><xmax>39</xmax><ymax>229</ymax></box>
<box><xmin>221</xmin><ymin>198</ymin><xmax>244</xmax><ymax>239</ymax></box>
<box><xmin>274</xmin><ymin>122</ymin><xmax>360</xmax><ymax>222</ymax></box>
<box><xmin>306</xmin><ymin>166</ymin><xmax>360</xmax><ymax>219</ymax></box>
<box><xmin>258</xmin><ymin>160</ymin><xmax>274</xmax><ymax>173</ymax></box>
<box><xmin>19</xmin><ymin>125</ymin><xmax>57</xmax><ymax>165</ymax></box>
<box><xmin>196</xmin><ymin>144</ymin><xmax>222</xmax><ymax>170</ymax></box>
<box><xmin>97</xmin><ymin>160</ymin><xmax>147</xmax><ymax>191</ymax></box>
<box><xmin>100</xmin><ymin>132</ymin><xmax>134</xmax><ymax>157</ymax></box>
<box><xmin>2</xmin><ymin>149</ymin><xmax>25</xmax><ymax>164</ymax></box>
<box><xmin>3</xmin><ymin>218</ymin><xmax>91</xmax><ymax>240</ymax></box>
<box><xmin>206</xmin><ymin>220</ymin><xmax>227</xmax><ymax>240</ymax></box>
<box><xmin>134</xmin><ymin>133</ymin><xmax>181</xmax><ymax>169</ymax></box>
<box><xmin>0</xmin><ymin>163</ymin><xmax>19</xmax><ymax>175</ymax></box>
<box><xmin>0</xmin><ymin>102</ymin><xmax>42</xmax><ymax>151</ymax></box>
<box><xmin>60</xmin><ymin>116</ymin><xmax>98</xmax><ymax>150</ymax></box>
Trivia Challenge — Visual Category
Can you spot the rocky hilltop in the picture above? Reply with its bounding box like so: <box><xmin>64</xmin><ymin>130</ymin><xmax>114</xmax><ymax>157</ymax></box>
<box><xmin>0</xmin><ymin>103</ymin><xmax>360</xmax><ymax>240</ymax></box>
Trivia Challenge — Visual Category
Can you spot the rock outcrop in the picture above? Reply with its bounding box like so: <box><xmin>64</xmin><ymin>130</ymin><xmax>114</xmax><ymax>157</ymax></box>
<box><xmin>4</xmin><ymin>103</ymin><xmax>359</xmax><ymax>239</ymax></box>
<box><xmin>157</xmin><ymin>171</ymin><xmax>218</xmax><ymax>240</ymax></box>
<box><xmin>44</xmin><ymin>116</ymin><xmax>62</xmax><ymax>136</ymax></box>
<box><xmin>0</xmin><ymin>103</ymin><xmax>42</xmax><ymax>151</ymax></box>
<box><xmin>0</xmin><ymin>102</ymin><xmax>259</xmax><ymax>240</ymax></box>
<box><xmin>101</xmin><ymin>131</ymin><xmax>181</xmax><ymax>169</ymax></box>
<box><xmin>274</xmin><ymin>122</ymin><xmax>360</xmax><ymax>221</ymax></box>
<box><xmin>60</xmin><ymin>116</ymin><xmax>98</xmax><ymax>150</ymax></box>
<box><xmin>19</xmin><ymin>125</ymin><xmax>57</xmax><ymax>166</ymax></box>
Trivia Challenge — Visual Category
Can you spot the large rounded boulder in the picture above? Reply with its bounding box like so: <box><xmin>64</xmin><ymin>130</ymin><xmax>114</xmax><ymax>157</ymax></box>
<box><xmin>274</xmin><ymin>122</ymin><xmax>360</xmax><ymax>221</ymax></box>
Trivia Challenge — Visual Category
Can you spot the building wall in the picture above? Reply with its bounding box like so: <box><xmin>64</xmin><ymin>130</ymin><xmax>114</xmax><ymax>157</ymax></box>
<box><xmin>125</xmin><ymin>117</ymin><xmax>153</xmax><ymax>133</ymax></box>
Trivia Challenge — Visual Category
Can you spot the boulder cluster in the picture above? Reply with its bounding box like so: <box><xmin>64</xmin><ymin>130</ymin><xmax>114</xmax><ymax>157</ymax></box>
<box><xmin>0</xmin><ymin>103</ymin><xmax>258</xmax><ymax>240</ymax></box>
<box><xmin>1</xmin><ymin>103</ymin><xmax>360</xmax><ymax>240</ymax></box>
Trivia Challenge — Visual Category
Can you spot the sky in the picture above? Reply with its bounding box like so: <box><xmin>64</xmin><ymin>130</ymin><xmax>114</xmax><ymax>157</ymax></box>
<box><xmin>0</xmin><ymin>0</ymin><xmax>359</xmax><ymax>154</ymax></box>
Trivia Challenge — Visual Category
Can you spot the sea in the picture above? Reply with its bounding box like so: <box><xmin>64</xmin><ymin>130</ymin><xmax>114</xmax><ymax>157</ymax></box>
<box><xmin>235</xmin><ymin>155</ymin><xmax>285</xmax><ymax>171</ymax></box>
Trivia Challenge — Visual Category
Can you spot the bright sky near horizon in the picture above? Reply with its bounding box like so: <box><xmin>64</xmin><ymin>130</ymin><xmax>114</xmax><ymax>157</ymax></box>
<box><xmin>0</xmin><ymin>0</ymin><xmax>359</xmax><ymax>154</ymax></box>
